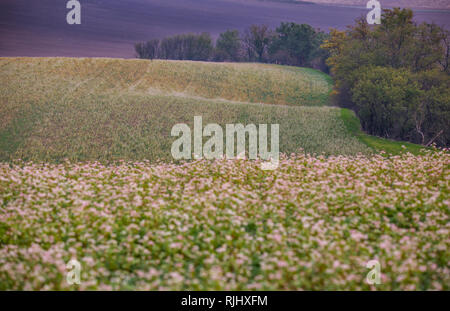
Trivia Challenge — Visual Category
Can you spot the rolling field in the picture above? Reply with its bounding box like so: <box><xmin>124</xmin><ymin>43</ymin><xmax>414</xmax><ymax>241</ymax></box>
<box><xmin>0</xmin><ymin>57</ymin><xmax>370</xmax><ymax>163</ymax></box>
<box><xmin>0</xmin><ymin>57</ymin><xmax>448</xmax><ymax>290</ymax></box>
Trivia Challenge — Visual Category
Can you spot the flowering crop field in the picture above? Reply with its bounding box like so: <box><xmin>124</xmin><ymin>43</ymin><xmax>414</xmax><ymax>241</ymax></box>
<box><xmin>0</xmin><ymin>151</ymin><xmax>448</xmax><ymax>290</ymax></box>
<box><xmin>0</xmin><ymin>57</ymin><xmax>447</xmax><ymax>291</ymax></box>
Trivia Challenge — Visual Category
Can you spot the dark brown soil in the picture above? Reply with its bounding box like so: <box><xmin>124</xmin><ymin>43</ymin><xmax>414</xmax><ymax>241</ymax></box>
<box><xmin>1</xmin><ymin>0</ymin><xmax>449</xmax><ymax>58</ymax></box>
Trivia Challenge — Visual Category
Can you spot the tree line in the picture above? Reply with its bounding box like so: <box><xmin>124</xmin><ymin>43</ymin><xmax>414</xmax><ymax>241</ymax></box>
<box><xmin>135</xmin><ymin>23</ymin><xmax>329</xmax><ymax>72</ymax></box>
<box><xmin>135</xmin><ymin>9</ymin><xmax>449</xmax><ymax>147</ymax></box>
<box><xmin>322</xmin><ymin>8</ymin><xmax>449</xmax><ymax>147</ymax></box>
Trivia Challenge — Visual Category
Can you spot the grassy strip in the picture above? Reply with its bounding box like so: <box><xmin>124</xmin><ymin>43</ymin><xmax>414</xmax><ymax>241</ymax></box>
<box><xmin>340</xmin><ymin>108</ymin><xmax>428</xmax><ymax>155</ymax></box>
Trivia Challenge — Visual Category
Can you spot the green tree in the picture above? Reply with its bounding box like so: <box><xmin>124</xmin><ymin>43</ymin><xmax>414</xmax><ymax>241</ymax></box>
<box><xmin>269</xmin><ymin>22</ymin><xmax>319</xmax><ymax>67</ymax></box>
<box><xmin>159</xmin><ymin>33</ymin><xmax>213</xmax><ymax>61</ymax></box>
<box><xmin>351</xmin><ymin>66</ymin><xmax>450</xmax><ymax>146</ymax></box>
<box><xmin>351</xmin><ymin>66</ymin><xmax>421</xmax><ymax>140</ymax></box>
<box><xmin>323</xmin><ymin>8</ymin><xmax>448</xmax><ymax>103</ymax></box>
<box><xmin>215</xmin><ymin>30</ymin><xmax>242</xmax><ymax>62</ymax></box>
<box><xmin>243</xmin><ymin>25</ymin><xmax>273</xmax><ymax>62</ymax></box>
<box><xmin>135</xmin><ymin>39</ymin><xmax>160</xmax><ymax>60</ymax></box>
<box><xmin>322</xmin><ymin>8</ymin><xmax>450</xmax><ymax>146</ymax></box>
<box><xmin>414</xmin><ymin>70</ymin><xmax>450</xmax><ymax>146</ymax></box>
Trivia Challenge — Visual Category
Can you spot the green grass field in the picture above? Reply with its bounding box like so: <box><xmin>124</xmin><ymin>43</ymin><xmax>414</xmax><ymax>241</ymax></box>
<box><xmin>0</xmin><ymin>57</ymin><xmax>375</xmax><ymax>162</ymax></box>
<box><xmin>340</xmin><ymin>109</ymin><xmax>429</xmax><ymax>156</ymax></box>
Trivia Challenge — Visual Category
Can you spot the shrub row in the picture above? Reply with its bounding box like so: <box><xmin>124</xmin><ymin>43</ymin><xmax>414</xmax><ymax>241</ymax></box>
<box><xmin>135</xmin><ymin>23</ymin><xmax>329</xmax><ymax>72</ymax></box>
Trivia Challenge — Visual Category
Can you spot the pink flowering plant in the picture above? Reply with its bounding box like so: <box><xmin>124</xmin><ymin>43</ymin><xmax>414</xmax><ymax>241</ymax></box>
<box><xmin>0</xmin><ymin>150</ymin><xmax>448</xmax><ymax>290</ymax></box>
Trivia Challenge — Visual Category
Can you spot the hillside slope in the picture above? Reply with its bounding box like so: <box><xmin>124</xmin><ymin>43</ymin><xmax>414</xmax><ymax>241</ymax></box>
<box><xmin>0</xmin><ymin>57</ymin><xmax>370</xmax><ymax>162</ymax></box>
